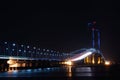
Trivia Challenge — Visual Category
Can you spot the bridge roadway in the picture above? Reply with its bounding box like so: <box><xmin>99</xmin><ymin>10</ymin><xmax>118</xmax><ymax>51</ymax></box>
<box><xmin>0</xmin><ymin>41</ymin><xmax>105</xmax><ymax>64</ymax></box>
<box><xmin>0</xmin><ymin>47</ymin><xmax>105</xmax><ymax>71</ymax></box>
<box><xmin>0</xmin><ymin>48</ymin><xmax>100</xmax><ymax>61</ymax></box>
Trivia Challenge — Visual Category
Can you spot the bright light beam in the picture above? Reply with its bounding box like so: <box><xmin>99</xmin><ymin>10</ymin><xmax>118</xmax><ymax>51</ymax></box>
<box><xmin>70</xmin><ymin>52</ymin><xmax>92</xmax><ymax>61</ymax></box>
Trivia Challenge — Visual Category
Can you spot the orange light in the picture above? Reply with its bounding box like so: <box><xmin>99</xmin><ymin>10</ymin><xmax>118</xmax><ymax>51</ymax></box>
<box><xmin>7</xmin><ymin>59</ymin><xmax>18</xmax><ymax>67</ymax></box>
<box><xmin>105</xmin><ymin>61</ymin><xmax>111</xmax><ymax>66</ymax></box>
<box><xmin>9</xmin><ymin>63</ymin><xmax>19</xmax><ymax>67</ymax></box>
<box><xmin>65</xmin><ymin>61</ymin><xmax>73</xmax><ymax>66</ymax></box>
<box><xmin>7</xmin><ymin>60</ymin><xmax>15</xmax><ymax>64</ymax></box>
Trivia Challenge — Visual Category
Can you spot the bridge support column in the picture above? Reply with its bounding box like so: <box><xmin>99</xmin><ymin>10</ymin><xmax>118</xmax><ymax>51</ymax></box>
<box><xmin>84</xmin><ymin>53</ymin><xmax>105</xmax><ymax>65</ymax></box>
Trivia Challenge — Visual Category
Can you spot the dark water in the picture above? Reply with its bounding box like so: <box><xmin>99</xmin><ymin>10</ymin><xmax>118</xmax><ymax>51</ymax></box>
<box><xmin>0</xmin><ymin>65</ymin><xmax>120</xmax><ymax>80</ymax></box>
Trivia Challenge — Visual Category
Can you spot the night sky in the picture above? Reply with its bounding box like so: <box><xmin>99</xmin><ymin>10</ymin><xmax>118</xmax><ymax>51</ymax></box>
<box><xmin>0</xmin><ymin>1</ymin><xmax>120</xmax><ymax>62</ymax></box>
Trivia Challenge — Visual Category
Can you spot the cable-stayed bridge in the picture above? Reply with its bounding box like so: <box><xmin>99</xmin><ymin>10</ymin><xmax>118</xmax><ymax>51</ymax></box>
<box><xmin>0</xmin><ymin>41</ymin><xmax>105</xmax><ymax>69</ymax></box>
<box><xmin>0</xmin><ymin>22</ymin><xmax>106</xmax><ymax>69</ymax></box>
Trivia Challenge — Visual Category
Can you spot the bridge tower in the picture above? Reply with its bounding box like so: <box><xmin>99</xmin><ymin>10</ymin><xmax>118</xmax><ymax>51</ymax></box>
<box><xmin>84</xmin><ymin>21</ymin><xmax>105</xmax><ymax>64</ymax></box>
<box><xmin>88</xmin><ymin>21</ymin><xmax>101</xmax><ymax>51</ymax></box>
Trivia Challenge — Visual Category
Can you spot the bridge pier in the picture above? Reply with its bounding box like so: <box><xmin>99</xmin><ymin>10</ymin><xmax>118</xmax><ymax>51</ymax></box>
<box><xmin>0</xmin><ymin>59</ymin><xmax>9</xmax><ymax>72</ymax></box>
<box><xmin>84</xmin><ymin>53</ymin><xmax>104</xmax><ymax>65</ymax></box>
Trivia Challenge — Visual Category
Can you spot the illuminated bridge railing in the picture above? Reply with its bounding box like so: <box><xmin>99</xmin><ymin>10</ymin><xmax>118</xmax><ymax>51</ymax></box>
<box><xmin>65</xmin><ymin>48</ymin><xmax>105</xmax><ymax>64</ymax></box>
<box><xmin>0</xmin><ymin>41</ymin><xmax>105</xmax><ymax>63</ymax></box>
<box><xmin>0</xmin><ymin>41</ymin><xmax>69</xmax><ymax>61</ymax></box>
<box><xmin>68</xmin><ymin>48</ymin><xmax>97</xmax><ymax>61</ymax></box>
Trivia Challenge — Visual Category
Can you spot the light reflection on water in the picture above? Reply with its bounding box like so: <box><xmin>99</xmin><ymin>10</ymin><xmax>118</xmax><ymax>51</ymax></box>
<box><xmin>74</xmin><ymin>66</ymin><xmax>93</xmax><ymax>77</ymax></box>
<box><xmin>66</xmin><ymin>66</ymin><xmax>93</xmax><ymax>77</ymax></box>
<box><xmin>0</xmin><ymin>67</ymin><xmax>65</xmax><ymax>77</ymax></box>
<box><xmin>75</xmin><ymin>67</ymin><xmax>92</xmax><ymax>72</ymax></box>
<box><xmin>0</xmin><ymin>66</ymin><xmax>109</xmax><ymax>77</ymax></box>
<box><xmin>67</xmin><ymin>66</ymin><xmax>72</xmax><ymax>77</ymax></box>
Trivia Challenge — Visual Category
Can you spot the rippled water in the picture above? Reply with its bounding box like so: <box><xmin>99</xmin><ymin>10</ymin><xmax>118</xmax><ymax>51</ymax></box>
<box><xmin>0</xmin><ymin>65</ymin><xmax>119</xmax><ymax>80</ymax></box>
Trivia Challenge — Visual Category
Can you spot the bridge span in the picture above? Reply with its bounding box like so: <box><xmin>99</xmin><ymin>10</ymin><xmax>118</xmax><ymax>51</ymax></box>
<box><xmin>0</xmin><ymin>41</ymin><xmax>105</xmax><ymax>71</ymax></box>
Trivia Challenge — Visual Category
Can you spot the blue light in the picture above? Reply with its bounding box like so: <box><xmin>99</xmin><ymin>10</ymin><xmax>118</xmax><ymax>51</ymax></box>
<box><xmin>47</xmin><ymin>68</ymin><xmax>50</xmax><ymax>70</ymax></box>
<box><xmin>19</xmin><ymin>50</ymin><xmax>21</xmax><ymax>52</ymax></box>
<box><xmin>24</xmin><ymin>50</ymin><xmax>26</xmax><ymax>53</ymax></box>
<box><xmin>13</xmin><ymin>43</ymin><xmax>16</xmax><ymax>46</ymax></box>
<box><xmin>13</xmin><ymin>70</ymin><xmax>18</xmax><ymax>73</ymax></box>
<box><xmin>27</xmin><ymin>69</ymin><xmax>32</xmax><ymax>72</ymax></box>
<box><xmin>88</xmin><ymin>23</ymin><xmax>92</xmax><ymax>27</ymax></box>
<box><xmin>38</xmin><ymin>68</ymin><xmax>42</xmax><ymax>71</ymax></box>
<box><xmin>21</xmin><ymin>69</ymin><xmax>25</xmax><ymax>72</ymax></box>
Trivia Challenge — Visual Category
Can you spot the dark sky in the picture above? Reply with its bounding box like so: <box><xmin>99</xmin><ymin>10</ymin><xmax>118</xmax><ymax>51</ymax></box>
<box><xmin>0</xmin><ymin>1</ymin><xmax>120</xmax><ymax>62</ymax></box>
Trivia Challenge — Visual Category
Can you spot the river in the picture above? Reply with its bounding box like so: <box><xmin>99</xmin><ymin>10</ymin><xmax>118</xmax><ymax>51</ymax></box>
<box><xmin>0</xmin><ymin>64</ymin><xmax>120</xmax><ymax>80</ymax></box>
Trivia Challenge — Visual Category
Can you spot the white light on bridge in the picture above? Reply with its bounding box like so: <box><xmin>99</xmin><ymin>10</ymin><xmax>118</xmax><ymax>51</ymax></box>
<box><xmin>13</xmin><ymin>43</ymin><xmax>16</xmax><ymax>46</ymax></box>
<box><xmin>71</xmin><ymin>52</ymin><xmax>92</xmax><ymax>61</ymax></box>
